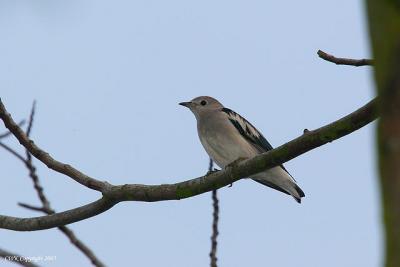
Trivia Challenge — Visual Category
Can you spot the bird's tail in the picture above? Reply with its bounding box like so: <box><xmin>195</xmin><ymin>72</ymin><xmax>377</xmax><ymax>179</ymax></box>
<box><xmin>291</xmin><ymin>183</ymin><xmax>305</xmax><ymax>203</ymax></box>
<box><xmin>252</xmin><ymin>166</ymin><xmax>305</xmax><ymax>203</ymax></box>
<box><xmin>254</xmin><ymin>178</ymin><xmax>305</xmax><ymax>203</ymax></box>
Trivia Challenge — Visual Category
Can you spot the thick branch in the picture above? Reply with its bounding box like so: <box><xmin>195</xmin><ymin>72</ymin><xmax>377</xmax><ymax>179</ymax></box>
<box><xmin>0</xmin><ymin>98</ymin><xmax>379</xmax><ymax>231</ymax></box>
<box><xmin>317</xmin><ymin>50</ymin><xmax>373</xmax><ymax>66</ymax></box>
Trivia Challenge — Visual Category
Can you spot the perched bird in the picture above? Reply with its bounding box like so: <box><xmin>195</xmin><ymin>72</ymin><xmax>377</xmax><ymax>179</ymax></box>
<box><xmin>179</xmin><ymin>96</ymin><xmax>305</xmax><ymax>203</ymax></box>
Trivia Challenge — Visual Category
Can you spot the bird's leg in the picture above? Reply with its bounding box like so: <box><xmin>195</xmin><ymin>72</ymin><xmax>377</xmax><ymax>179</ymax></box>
<box><xmin>225</xmin><ymin>157</ymin><xmax>249</xmax><ymax>187</ymax></box>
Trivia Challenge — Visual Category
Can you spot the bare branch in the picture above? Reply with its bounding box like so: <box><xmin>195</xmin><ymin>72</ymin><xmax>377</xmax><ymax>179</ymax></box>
<box><xmin>0</xmin><ymin>97</ymin><xmax>379</xmax><ymax>231</ymax></box>
<box><xmin>23</xmin><ymin>102</ymin><xmax>52</xmax><ymax>212</ymax></box>
<box><xmin>317</xmin><ymin>50</ymin><xmax>373</xmax><ymax>66</ymax></box>
<box><xmin>209</xmin><ymin>159</ymin><xmax>219</xmax><ymax>267</ymax></box>
<box><xmin>25</xmin><ymin>101</ymin><xmax>36</xmax><ymax>137</ymax></box>
<box><xmin>0</xmin><ymin>248</ymin><xmax>40</xmax><ymax>267</ymax></box>
<box><xmin>56</xmin><ymin>226</ymin><xmax>106</xmax><ymax>267</ymax></box>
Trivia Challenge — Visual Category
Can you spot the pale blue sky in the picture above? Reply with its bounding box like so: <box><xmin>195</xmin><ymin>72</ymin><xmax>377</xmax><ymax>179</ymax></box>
<box><xmin>0</xmin><ymin>1</ymin><xmax>381</xmax><ymax>267</ymax></box>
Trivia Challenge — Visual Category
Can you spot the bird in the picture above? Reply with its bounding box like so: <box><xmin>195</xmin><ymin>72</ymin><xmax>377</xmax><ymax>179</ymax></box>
<box><xmin>179</xmin><ymin>96</ymin><xmax>305</xmax><ymax>203</ymax></box>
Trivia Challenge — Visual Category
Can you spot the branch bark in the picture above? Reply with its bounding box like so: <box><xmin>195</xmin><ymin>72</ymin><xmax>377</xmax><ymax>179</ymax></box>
<box><xmin>317</xmin><ymin>50</ymin><xmax>373</xmax><ymax>66</ymax></box>
<box><xmin>0</xmin><ymin>97</ymin><xmax>378</xmax><ymax>231</ymax></box>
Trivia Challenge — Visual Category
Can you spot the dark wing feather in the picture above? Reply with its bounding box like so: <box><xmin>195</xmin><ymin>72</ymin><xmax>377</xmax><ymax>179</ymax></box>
<box><xmin>221</xmin><ymin>108</ymin><xmax>273</xmax><ymax>153</ymax></box>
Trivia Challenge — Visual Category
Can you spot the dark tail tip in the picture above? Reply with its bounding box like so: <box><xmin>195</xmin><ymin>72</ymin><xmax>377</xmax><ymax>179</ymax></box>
<box><xmin>295</xmin><ymin>184</ymin><xmax>305</xmax><ymax>197</ymax></box>
<box><xmin>294</xmin><ymin>184</ymin><xmax>305</xmax><ymax>204</ymax></box>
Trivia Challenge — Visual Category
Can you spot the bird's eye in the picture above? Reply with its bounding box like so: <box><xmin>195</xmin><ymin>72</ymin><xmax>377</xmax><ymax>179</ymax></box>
<box><xmin>200</xmin><ymin>100</ymin><xmax>207</xmax><ymax>106</ymax></box>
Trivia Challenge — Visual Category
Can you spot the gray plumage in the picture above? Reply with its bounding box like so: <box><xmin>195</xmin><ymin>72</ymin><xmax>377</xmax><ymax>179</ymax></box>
<box><xmin>180</xmin><ymin>96</ymin><xmax>305</xmax><ymax>203</ymax></box>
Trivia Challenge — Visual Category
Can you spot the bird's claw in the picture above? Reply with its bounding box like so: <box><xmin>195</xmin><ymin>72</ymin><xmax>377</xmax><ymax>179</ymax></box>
<box><xmin>206</xmin><ymin>168</ymin><xmax>220</xmax><ymax>176</ymax></box>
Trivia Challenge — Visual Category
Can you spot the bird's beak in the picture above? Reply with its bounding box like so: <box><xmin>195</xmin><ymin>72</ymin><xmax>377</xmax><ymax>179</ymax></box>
<box><xmin>179</xmin><ymin>101</ymin><xmax>192</xmax><ymax>107</ymax></box>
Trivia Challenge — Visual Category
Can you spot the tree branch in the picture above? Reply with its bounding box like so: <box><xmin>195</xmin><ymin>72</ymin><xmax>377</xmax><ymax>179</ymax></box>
<box><xmin>0</xmin><ymin>198</ymin><xmax>116</xmax><ymax>231</ymax></box>
<box><xmin>317</xmin><ymin>50</ymin><xmax>373</xmax><ymax>66</ymax></box>
<box><xmin>0</xmin><ymin>97</ymin><xmax>379</xmax><ymax>231</ymax></box>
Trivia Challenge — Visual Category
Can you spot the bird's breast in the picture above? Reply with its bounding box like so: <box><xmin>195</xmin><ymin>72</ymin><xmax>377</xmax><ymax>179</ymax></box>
<box><xmin>198</xmin><ymin>120</ymin><xmax>258</xmax><ymax>168</ymax></box>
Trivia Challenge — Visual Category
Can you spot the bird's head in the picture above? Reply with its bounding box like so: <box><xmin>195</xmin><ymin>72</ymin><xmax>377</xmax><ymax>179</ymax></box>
<box><xmin>179</xmin><ymin>96</ymin><xmax>223</xmax><ymax>119</ymax></box>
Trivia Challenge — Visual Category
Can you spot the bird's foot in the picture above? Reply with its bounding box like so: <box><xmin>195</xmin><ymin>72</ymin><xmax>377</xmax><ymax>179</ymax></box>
<box><xmin>206</xmin><ymin>168</ymin><xmax>220</xmax><ymax>176</ymax></box>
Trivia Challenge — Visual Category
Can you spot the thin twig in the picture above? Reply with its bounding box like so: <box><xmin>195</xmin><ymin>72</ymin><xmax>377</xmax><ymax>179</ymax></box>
<box><xmin>0</xmin><ymin>248</ymin><xmax>41</xmax><ymax>267</ymax></box>
<box><xmin>26</xmin><ymin>101</ymin><xmax>36</xmax><ymax>137</ymax></box>
<box><xmin>18</xmin><ymin>203</ymin><xmax>48</xmax><ymax>213</ymax></box>
<box><xmin>0</xmin><ymin>142</ymin><xmax>27</xmax><ymax>163</ymax></box>
<box><xmin>209</xmin><ymin>159</ymin><xmax>219</xmax><ymax>267</ymax></box>
<box><xmin>24</xmin><ymin>102</ymin><xmax>52</xmax><ymax>211</ymax></box>
<box><xmin>56</xmin><ymin>226</ymin><xmax>105</xmax><ymax>267</ymax></box>
<box><xmin>317</xmin><ymin>50</ymin><xmax>373</xmax><ymax>66</ymax></box>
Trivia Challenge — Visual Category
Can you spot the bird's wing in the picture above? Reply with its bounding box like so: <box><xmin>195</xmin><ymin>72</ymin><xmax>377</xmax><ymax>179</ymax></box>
<box><xmin>221</xmin><ymin>107</ymin><xmax>298</xmax><ymax>182</ymax></box>
<box><xmin>221</xmin><ymin>107</ymin><xmax>273</xmax><ymax>153</ymax></box>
